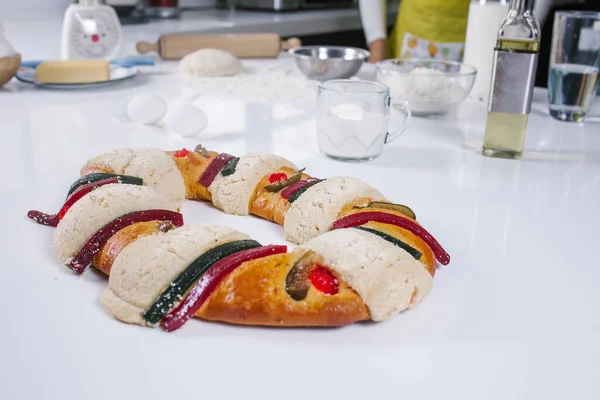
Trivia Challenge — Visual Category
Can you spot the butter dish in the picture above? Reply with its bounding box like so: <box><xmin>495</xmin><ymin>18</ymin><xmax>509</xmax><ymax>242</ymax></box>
<box><xmin>15</xmin><ymin>63</ymin><xmax>139</xmax><ymax>89</ymax></box>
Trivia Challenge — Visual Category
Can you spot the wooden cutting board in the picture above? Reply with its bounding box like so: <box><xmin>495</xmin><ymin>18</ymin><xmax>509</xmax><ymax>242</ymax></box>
<box><xmin>136</xmin><ymin>33</ymin><xmax>302</xmax><ymax>60</ymax></box>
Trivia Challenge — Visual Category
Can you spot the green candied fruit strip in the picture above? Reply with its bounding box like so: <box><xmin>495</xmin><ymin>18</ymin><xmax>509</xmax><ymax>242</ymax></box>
<box><xmin>287</xmin><ymin>179</ymin><xmax>323</xmax><ymax>203</ymax></box>
<box><xmin>67</xmin><ymin>173</ymin><xmax>143</xmax><ymax>197</ymax></box>
<box><xmin>353</xmin><ymin>226</ymin><xmax>422</xmax><ymax>260</ymax></box>
<box><xmin>263</xmin><ymin>168</ymin><xmax>306</xmax><ymax>193</ymax></box>
<box><xmin>221</xmin><ymin>157</ymin><xmax>240</xmax><ymax>177</ymax></box>
<box><xmin>366</xmin><ymin>201</ymin><xmax>416</xmax><ymax>220</ymax></box>
<box><xmin>143</xmin><ymin>239</ymin><xmax>262</xmax><ymax>325</ymax></box>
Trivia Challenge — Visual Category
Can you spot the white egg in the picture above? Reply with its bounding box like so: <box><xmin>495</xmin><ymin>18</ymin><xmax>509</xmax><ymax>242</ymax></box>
<box><xmin>127</xmin><ymin>94</ymin><xmax>168</xmax><ymax>125</ymax></box>
<box><xmin>164</xmin><ymin>103</ymin><xmax>208</xmax><ymax>137</ymax></box>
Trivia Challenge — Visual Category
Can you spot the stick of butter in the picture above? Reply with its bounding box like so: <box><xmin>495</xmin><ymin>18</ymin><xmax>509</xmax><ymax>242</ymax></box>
<box><xmin>36</xmin><ymin>60</ymin><xmax>110</xmax><ymax>84</ymax></box>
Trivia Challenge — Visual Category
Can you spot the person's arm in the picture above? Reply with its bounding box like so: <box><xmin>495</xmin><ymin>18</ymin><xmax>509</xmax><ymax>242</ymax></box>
<box><xmin>358</xmin><ymin>0</ymin><xmax>387</xmax><ymax>63</ymax></box>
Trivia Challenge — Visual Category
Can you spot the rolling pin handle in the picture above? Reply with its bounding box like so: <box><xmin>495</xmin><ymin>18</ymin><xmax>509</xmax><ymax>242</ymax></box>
<box><xmin>281</xmin><ymin>37</ymin><xmax>302</xmax><ymax>51</ymax></box>
<box><xmin>136</xmin><ymin>41</ymin><xmax>159</xmax><ymax>55</ymax></box>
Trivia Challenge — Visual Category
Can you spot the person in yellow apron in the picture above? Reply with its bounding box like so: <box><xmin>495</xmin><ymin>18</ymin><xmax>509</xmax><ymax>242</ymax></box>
<box><xmin>358</xmin><ymin>0</ymin><xmax>471</xmax><ymax>63</ymax></box>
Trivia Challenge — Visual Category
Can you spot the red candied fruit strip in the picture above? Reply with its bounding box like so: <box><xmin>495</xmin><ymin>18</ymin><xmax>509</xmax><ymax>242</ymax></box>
<box><xmin>281</xmin><ymin>177</ymin><xmax>320</xmax><ymax>200</ymax></box>
<box><xmin>333</xmin><ymin>211</ymin><xmax>450</xmax><ymax>265</ymax></box>
<box><xmin>27</xmin><ymin>177</ymin><xmax>121</xmax><ymax>227</ymax></box>
<box><xmin>198</xmin><ymin>153</ymin><xmax>235</xmax><ymax>187</ymax></box>
<box><xmin>68</xmin><ymin>209</ymin><xmax>184</xmax><ymax>274</ymax></box>
<box><xmin>268</xmin><ymin>172</ymin><xmax>288</xmax><ymax>183</ymax></box>
<box><xmin>174</xmin><ymin>148</ymin><xmax>190</xmax><ymax>158</ymax></box>
<box><xmin>161</xmin><ymin>244</ymin><xmax>287</xmax><ymax>332</ymax></box>
<box><xmin>26</xmin><ymin>210</ymin><xmax>60</xmax><ymax>227</ymax></box>
<box><xmin>57</xmin><ymin>206</ymin><xmax>70</xmax><ymax>221</ymax></box>
<box><xmin>309</xmin><ymin>265</ymin><xmax>339</xmax><ymax>295</ymax></box>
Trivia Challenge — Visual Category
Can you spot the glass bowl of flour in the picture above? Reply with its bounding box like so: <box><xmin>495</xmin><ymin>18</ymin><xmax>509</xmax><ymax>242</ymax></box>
<box><xmin>375</xmin><ymin>59</ymin><xmax>477</xmax><ymax>116</ymax></box>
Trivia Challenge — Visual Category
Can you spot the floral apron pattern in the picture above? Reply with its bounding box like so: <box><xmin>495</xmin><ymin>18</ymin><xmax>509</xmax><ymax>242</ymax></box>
<box><xmin>401</xmin><ymin>32</ymin><xmax>465</xmax><ymax>62</ymax></box>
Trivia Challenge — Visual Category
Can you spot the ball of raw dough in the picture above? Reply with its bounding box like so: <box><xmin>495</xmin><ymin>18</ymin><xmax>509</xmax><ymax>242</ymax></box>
<box><xmin>127</xmin><ymin>94</ymin><xmax>168</xmax><ymax>125</ymax></box>
<box><xmin>164</xmin><ymin>103</ymin><xmax>208</xmax><ymax>137</ymax></box>
<box><xmin>179</xmin><ymin>48</ymin><xmax>243</xmax><ymax>77</ymax></box>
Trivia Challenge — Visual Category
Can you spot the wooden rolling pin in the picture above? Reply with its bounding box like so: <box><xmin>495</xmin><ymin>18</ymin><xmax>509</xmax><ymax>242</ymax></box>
<box><xmin>136</xmin><ymin>33</ymin><xmax>302</xmax><ymax>60</ymax></box>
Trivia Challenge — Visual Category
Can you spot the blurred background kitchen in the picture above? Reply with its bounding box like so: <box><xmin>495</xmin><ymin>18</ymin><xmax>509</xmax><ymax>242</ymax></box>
<box><xmin>2</xmin><ymin>0</ymin><xmax>598</xmax><ymax>88</ymax></box>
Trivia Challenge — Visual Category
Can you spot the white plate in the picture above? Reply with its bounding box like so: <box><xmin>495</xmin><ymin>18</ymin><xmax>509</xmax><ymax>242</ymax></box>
<box><xmin>15</xmin><ymin>65</ymin><xmax>139</xmax><ymax>89</ymax></box>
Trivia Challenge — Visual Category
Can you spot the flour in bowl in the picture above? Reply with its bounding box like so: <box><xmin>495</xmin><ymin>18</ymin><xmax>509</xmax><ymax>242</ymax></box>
<box><xmin>377</xmin><ymin>67</ymin><xmax>465</xmax><ymax>113</ymax></box>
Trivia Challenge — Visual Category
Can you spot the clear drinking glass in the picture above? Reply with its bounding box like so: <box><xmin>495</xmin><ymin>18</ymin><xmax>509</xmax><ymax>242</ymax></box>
<box><xmin>548</xmin><ymin>11</ymin><xmax>600</xmax><ymax>122</ymax></box>
<box><xmin>316</xmin><ymin>79</ymin><xmax>411</xmax><ymax>162</ymax></box>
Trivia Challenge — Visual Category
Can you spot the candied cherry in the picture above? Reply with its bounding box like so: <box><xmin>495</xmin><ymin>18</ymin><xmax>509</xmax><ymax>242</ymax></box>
<box><xmin>309</xmin><ymin>265</ymin><xmax>339</xmax><ymax>295</ymax></box>
<box><xmin>174</xmin><ymin>148</ymin><xmax>190</xmax><ymax>158</ymax></box>
<box><xmin>268</xmin><ymin>172</ymin><xmax>288</xmax><ymax>183</ymax></box>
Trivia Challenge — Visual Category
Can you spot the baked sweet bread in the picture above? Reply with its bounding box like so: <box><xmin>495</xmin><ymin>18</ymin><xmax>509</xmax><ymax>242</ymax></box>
<box><xmin>80</xmin><ymin>147</ymin><xmax>391</xmax><ymax>244</ymax></box>
<box><xmin>78</xmin><ymin>146</ymin><xmax>448</xmax><ymax>264</ymax></box>
<box><xmin>101</xmin><ymin>224</ymin><xmax>431</xmax><ymax>330</ymax></box>
<box><xmin>49</xmin><ymin>184</ymin><xmax>183</xmax><ymax>274</ymax></box>
<box><xmin>81</xmin><ymin>148</ymin><xmax>186</xmax><ymax>207</ymax></box>
<box><xmin>27</xmin><ymin>145</ymin><xmax>450</xmax><ymax>331</ymax></box>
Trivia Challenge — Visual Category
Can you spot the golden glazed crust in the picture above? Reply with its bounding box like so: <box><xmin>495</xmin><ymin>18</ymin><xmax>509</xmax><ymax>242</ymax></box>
<box><xmin>196</xmin><ymin>251</ymin><xmax>370</xmax><ymax>326</ymax></box>
<box><xmin>249</xmin><ymin>167</ymin><xmax>311</xmax><ymax>226</ymax></box>
<box><xmin>93</xmin><ymin>221</ymin><xmax>165</xmax><ymax>275</ymax></box>
<box><xmin>167</xmin><ymin>150</ymin><xmax>219</xmax><ymax>202</ymax></box>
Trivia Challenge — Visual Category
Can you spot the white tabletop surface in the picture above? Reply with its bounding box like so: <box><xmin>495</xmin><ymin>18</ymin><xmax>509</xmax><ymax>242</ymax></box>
<box><xmin>1</xmin><ymin>56</ymin><xmax>600</xmax><ymax>400</ymax></box>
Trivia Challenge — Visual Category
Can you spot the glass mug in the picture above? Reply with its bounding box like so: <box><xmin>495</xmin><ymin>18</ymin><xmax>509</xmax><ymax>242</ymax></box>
<box><xmin>316</xmin><ymin>80</ymin><xmax>411</xmax><ymax>162</ymax></box>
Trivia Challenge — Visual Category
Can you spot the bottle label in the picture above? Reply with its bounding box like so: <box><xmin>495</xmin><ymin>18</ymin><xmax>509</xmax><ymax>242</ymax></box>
<box><xmin>488</xmin><ymin>50</ymin><xmax>539</xmax><ymax>114</ymax></box>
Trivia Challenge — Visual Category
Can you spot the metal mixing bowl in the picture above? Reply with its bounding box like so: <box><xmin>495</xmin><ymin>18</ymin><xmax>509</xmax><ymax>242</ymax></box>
<box><xmin>290</xmin><ymin>46</ymin><xmax>370</xmax><ymax>81</ymax></box>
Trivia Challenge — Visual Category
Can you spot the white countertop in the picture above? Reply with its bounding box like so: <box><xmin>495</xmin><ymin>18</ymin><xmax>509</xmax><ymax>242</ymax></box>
<box><xmin>1</xmin><ymin>54</ymin><xmax>600</xmax><ymax>400</ymax></box>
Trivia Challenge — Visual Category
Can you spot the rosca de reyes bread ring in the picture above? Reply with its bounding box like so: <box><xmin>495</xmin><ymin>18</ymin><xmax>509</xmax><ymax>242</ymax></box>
<box><xmin>27</xmin><ymin>145</ymin><xmax>450</xmax><ymax>331</ymax></box>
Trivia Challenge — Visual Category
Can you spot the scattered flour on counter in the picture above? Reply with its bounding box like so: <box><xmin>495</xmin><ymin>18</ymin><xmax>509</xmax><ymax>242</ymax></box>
<box><xmin>179</xmin><ymin>62</ymin><xmax>319</xmax><ymax>104</ymax></box>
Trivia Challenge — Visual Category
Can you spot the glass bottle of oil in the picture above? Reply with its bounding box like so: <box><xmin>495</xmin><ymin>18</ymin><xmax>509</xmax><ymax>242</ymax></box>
<box><xmin>482</xmin><ymin>0</ymin><xmax>541</xmax><ymax>159</ymax></box>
